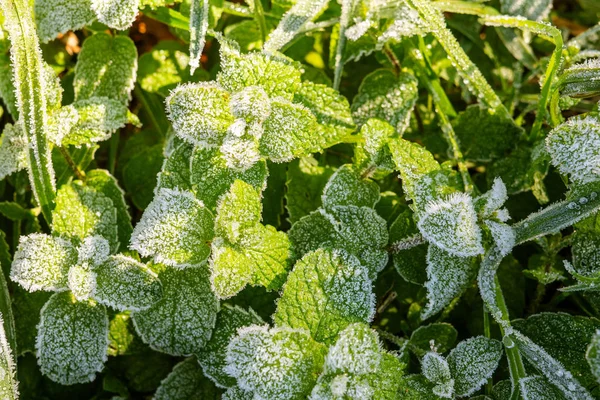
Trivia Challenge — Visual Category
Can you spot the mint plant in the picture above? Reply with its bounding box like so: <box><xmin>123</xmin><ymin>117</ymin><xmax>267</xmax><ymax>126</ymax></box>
<box><xmin>1</xmin><ymin>0</ymin><xmax>600</xmax><ymax>399</ymax></box>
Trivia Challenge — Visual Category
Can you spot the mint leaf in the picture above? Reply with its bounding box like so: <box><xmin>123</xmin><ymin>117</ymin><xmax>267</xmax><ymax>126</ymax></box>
<box><xmin>354</xmin><ymin>118</ymin><xmax>396</xmax><ymax>176</ymax></box>
<box><xmin>519</xmin><ymin>375</ymin><xmax>568</xmax><ymax>400</ymax></box>
<box><xmin>0</xmin><ymin>312</ymin><xmax>17</xmax><ymax>400</ymax></box>
<box><xmin>37</xmin><ymin>292</ymin><xmax>109</xmax><ymax>385</ymax></box>
<box><xmin>321</xmin><ymin>164</ymin><xmax>380</xmax><ymax>210</ymax></box>
<box><xmin>157</xmin><ymin>142</ymin><xmax>193</xmax><ymax>192</ymax></box>
<box><xmin>154</xmin><ymin>357</ymin><xmax>221</xmax><ymax>400</ymax></box>
<box><xmin>421</xmin><ymin>352</ymin><xmax>454</xmax><ymax>398</ymax></box>
<box><xmin>274</xmin><ymin>249</ymin><xmax>375</xmax><ymax>344</ymax></box>
<box><xmin>34</xmin><ymin>0</ymin><xmax>95</xmax><ymax>43</ymax></box>
<box><xmin>90</xmin><ymin>0</ymin><xmax>139</xmax><ymax>30</ymax></box>
<box><xmin>409</xmin><ymin>323</ymin><xmax>458</xmax><ymax>356</ymax></box>
<box><xmin>130</xmin><ymin>188</ymin><xmax>214</xmax><ymax>267</ymax></box>
<box><xmin>225</xmin><ymin>325</ymin><xmax>327</xmax><ymax>400</ymax></box>
<box><xmin>586</xmin><ymin>331</ymin><xmax>600</xmax><ymax>384</ymax></box>
<box><xmin>0</xmin><ymin>123</ymin><xmax>27</xmax><ymax>181</ymax></box>
<box><xmin>132</xmin><ymin>264</ymin><xmax>218</xmax><ymax>355</ymax></box>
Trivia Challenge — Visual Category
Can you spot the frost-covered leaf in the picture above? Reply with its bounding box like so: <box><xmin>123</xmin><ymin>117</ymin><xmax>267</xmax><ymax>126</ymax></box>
<box><xmin>214</xmin><ymin>179</ymin><xmax>262</xmax><ymax>244</ymax></box>
<box><xmin>264</xmin><ymin>0</ymin><xmax>328</xmax><ymax>53</ymax></box>
<box><xmin>389</xmin><ymin>207</ymin><xmax>427</xmax><ymax>284</ymax></box>
<box><xmin>409</xmin><ymin>323</ymin><xmax>458</xmax><ymax>356</ymax></box>
<box><xmin>157</xmin><ymin>142</ymin><xmax>193</xmax><ymax>192</ymax></box>
<box><xmin>293</xmin><ymin>80</ymin><xmax>355</xmax><ymax>146</ymax></box>
<box><xmin>447</xmin><ymin>336</ymin><xmax>503</xmax><ymax>397</ymax></box>
<box><xmin>351</xmin><ymin>69</ymin><xmax>418</xmax><ymax>133</ymax></box>
<box><xmin>310</xmin><ymin>323</ymin><xmax>404</xmax><ymax>400</ymax></box>
<box><xmin>189</xmin><ymin>0</ymin><xmax>209</xmax><ymax>74</ymax></box>
<box><xmin>259</xmin><ymin>98</ymin><xmax>319</xmax><ymax>162</ymax></box>
<box><xmin>0</xmin><ymin>314</ymin><xmax>18</xmax><ymax>400</ymax></box>
<box><xmin>197</xmin><ymin>304</ymin><xmax>263</xmax><ymax>388</ymax></box>
<box><xmin>52</xmin><ymin>182</ymin><xmax>119</xmax><ymax>251</ymax></box>
<box><xmin>37</xmin><ymin>291</ymin><xmax>109</xmax><ymax>385</ymax></box>
<box><xmin>217</xmin><ymin>40</ymin><xmax>302</xmax><ymax>99</ymax></box>
<box><xmin>223</xmin><ymin>386</ymin><xmax>253</xmax><ymax>400</ymax></box>
<box><xmin>34</xmin><ymin>0</ymin><xmax>96</xmax><ymax>43</ymax></box>
<box><xmin>485</xmin><ymin>220</ymin><xmax>515</xmax><ymax>257</ymax></box>
<box><xmin>421</xmin><ymin>352</ymin><xmax>454</xmax><ymax>398</ymax></box>
<box><xmin>94</xmin><ymin>255</ymin><xmax>162</xmax><ymax>311</ymax></box>
<box><xmin>90</xmin><ymin>0</ymin><xmax>139</xmax><ymax>30</ymax></box>
<box><xmin>354</xmin><ymin>118</ymin><xmax>396</xmax><ymax>176</ymax></box>
<box><xmin>11</xmin><ymin>234</ymin><xmax>76</xmax><ymax>292</ymax></box>
<box><xmin>154</xmin><ymin>357</ymin><xmax>221</xmax><ymax>400</ymax></box>
<box><xmin>546</xmin><ymin>115</ymin><xmax>600</xmax><ymax>185</ymax></box>
<box><xmin>225</xmin><ymin>325</ymin><xmax>327</xmax><ymax>400</ymax></box>
<box><xmin>130</xmin><ymin>188</ymin><xmax>214</xmax><ymax>267</ymax></box>
<box><xmin>285</xmin><ymin>156</ymin><xmax>335</xmax><ymax>224</ymax></box>
<box><xmin>474</xmin><ymin>178</ymin><xmax>509</xmax><ymax>219</ymax></box>
<box><xmin>500</xmin><ymin>0</ymin><xmax>552</xmax><ymax>21</ymax></box>
<box><xmin>520</xmin><ymin>375</ymin><xmax>568</xmax><ymax>400</ymax></box>
<box><xmin>74</xmin><ymin>33</ymin><xmax>137</xmax><ymax>105</ymax></box>
<box><xmin>165</xmin><ymin>82</ymin><xmax>234</xmax><ymax>147</ymax></box>
<box><xmin>0</xmin><ymin>123</ymin><xmax>27</xmax><ymax>181</ymax></box>
<box><xmin>587</xmin><ymin>331</ymin><xmax>600</xmax><ymax>383</ymax></box>
<box><xmin>422</xmin><ymin>245</ymin><xmax>477</xmax><ymax>319</ymax></box>
<box><xmin>132</xmin><ymin>264</ymin><xmax>218</xmax><ymax>355</ymax></box>
<box><xmin>417</xmin><ymin>193</ymin><xmax>484</xmax><ymax>257</ymax></box>
<box><xmin>321</xmin><ymin>164</ymin><xmax>380</xmax><ymax>210</ymax></box>
<box><xmin>274</xmin><ymin>249</ymin><xmax>375</xmax><ymax>344</ymax></box>
<box><xmin>190</xmin><ymin>146</ymin><xmax>268</xmax><ymax>211</ymax></box>
<box><xmin>67</xmin><ymin>263</ymin><xmax>96</xmax><ymax>301</ymax></box>
<box><xmin>558</xmin><ymin>59</ymin><xmax>600</xmax><ymax>99</ymax></box>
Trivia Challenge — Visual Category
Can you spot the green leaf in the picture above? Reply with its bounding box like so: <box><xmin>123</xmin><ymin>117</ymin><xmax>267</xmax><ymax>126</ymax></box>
<box><xmin>52</xmin><ymin>182</ymin><xmax>119</xmax><ymax>251</ymax></box>
<box><xmin>94</xmin><ymin>254</ymin><xmax>162</xmax><ymax>311</ymax></box>
<box><xmin>190</xmin><ymin>146</ymin><xmax>268</xmax><ymax>211</ymax></box>
<box><xmin>285</xmin><ymin>156</ymin><xmax>334</xmax><ymax>224</ymax></box>
<box><xmin>0</xmin><ymin>51</ymin><xmax>17</xmax><ymax>119</ymax></box>
<box><xmin>223</xmin><ymin>386</ymin><xmax>253</xmax><ymax>400</ymax></box>
<box><xmin>0</xmin><ymin>201</ymin><xmax>34</xmax><ymax>221</ymax></box>
<box><xmin>263</xmin><ymin>0</ymin><xmax>328</xmax><ymax>52</ymax></box>
<box><xmin>0</xmin><ymin>311</ymin><xmax>17</xmax><ymax>400</ymax></box>
<box><xmin>310</xmin><ymin>323</ymin><xmax>405</xmax><ymax>399</ymax></box>
<box><xmin>422</xmin><ymin>245</ymin><xmax>477</xmax><ymax>320</ymax></box>
<box><xmin>447</xmin><ymin>336</ymin><xmax>503</xmax><ymax>397</ymax></box>
<box><xmin>197</xmin><ymin>304</ymin><xmax>263</xmax><ymax>388</ymax></box>
<box><xmin>34</xmin><ymin>0</ymin><xmax>95</xmax><ymax>43</ymax></box>
<box><xmin>154</xmin><ymin>357</ymin><xmax>221</xmax><ymax>399</ymax></box>
<box><xmin>122</xmin><ymin>143</ymin><xmax>164</xmax><ymax>210</ymax></box>
<box><xmin>354</xmin><ymin>118</ymin><xmax>396</xmax><ymax>176</ymax></box>
<box><xmin>157</xmin><ymin>142</ymin><xmax>193</xmax><ymax>192</ymax></box>
<box><xmin>586</xmin><ymin>331</ymin><xmax>600</xmax><ymax>383</ymax></box>
<box><xmin>500</xmin><ymin>0</ymin><xmax>552</xmax><ymax>20</ymax></box>
<box><xmin>289</xmin><ymin>205</ymin><xmax>389</xmax><ymax>279</ymax></box>
<box><xmin>513</xmin><ymin>312</ymin><xmax>600</xmax><ymax>390</ymax></box>
<box><xmin>74</xmin><ymin>33</ymin><xmax>137</xmax><ymax>105</ymax></box>
<box><xmin>165</xmin><ymin>82</ymin><xmax>234</xmax><ymax>147</ymax></box>
<box><xmin>90</xmin><ymin>0</ymin><xmax>139</xmax><ymax>30</ymax></box>
<box><xmin>225</xmin><ymin>325</ymin><xmax>327</xmax><ymax>400</ymax></box>
<box><xmin>132</xmin><ymin>264</ymin><xmax>219</xmax><ymax>355</ymax></box>
<box><xmin>389</xmin><ymin>207</ymin><xmax>427</xmax><ymax>285</ymax></box>
<box><xmin>351</xmin><ymin>69</ymin><xmax>418</xmax><ymax>133</ymax></box>
<box><xmin>519</xmin><ymin>375</ymin><xmax>568</xmax><ymax>400</ymax></box>
<box><xmin>189</xmin><ymin>0</ymin><xmax>209</xmax><ymax>74</ymax></box>
<box><xmin>130</xmin><ymin>188</ymin><xmax>214</xmax><ymax>267</ymax></box>
<box><xmin>259</xmin><ymin>98</ymin><xmax>319</xmax><ymax>162</ymax></box>
<box><xmin>67</xmin><ymin>262</ymin><xmax>95</xmax><ymax>301</ymax></box>
<box><xmin>0</xmin><ymin>123</ymin><xmax>27</xmax><ymax>181</ymax></box>
<box><xmin>85</xmin><ymin>169</ymin><xmax>133</xmax><ymax>252</ymax></box>
<box><xmin>12</xmin><ymin>288</ymin><xmax>50</xmax><ymax>355</ymax></box>
<box><xmin>11</xmin><ymin>233</ymin><xmax>77</xmax><ymax>292</ymax></box>
<box><xmin>421</xmin><ymin>352</ymin><xmax>454</xmax><ymax>398</ymax></box>
<box><xmin>37</xmin><ymin>291</ymin><xmax>109</xmax><ymax>385</ymax></box>
<box><xmin>453</xmin><ymin>104</ymin><xmax>523</xmax><ymax>162</ymax></box>
<box><xmin>321</xmin><ymin>164</ymin><xmax>380</xmax><ymax>210</ymax></box>
<box><xmin>274</xmin><ymin>249</ymin><xmax>375</xmax><ymax>344</ymax></box>
<box><xmin>409</xmin><ymin>323</ymin><xmax>458</xmax><ymax>357</ymax></box>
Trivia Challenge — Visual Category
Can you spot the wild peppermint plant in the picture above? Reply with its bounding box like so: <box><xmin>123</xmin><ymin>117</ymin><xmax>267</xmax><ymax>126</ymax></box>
<box><xmin>0</xmin><ymin>0</ymin><xmax>599</xmax><ymax>399</ymax></box>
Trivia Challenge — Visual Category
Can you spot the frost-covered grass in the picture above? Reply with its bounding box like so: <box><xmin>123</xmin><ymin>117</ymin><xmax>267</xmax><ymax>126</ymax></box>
<box><xmin>0</xmin><ymin>0</ymin><xmax>600</xmax><ymax>399</ymax></box>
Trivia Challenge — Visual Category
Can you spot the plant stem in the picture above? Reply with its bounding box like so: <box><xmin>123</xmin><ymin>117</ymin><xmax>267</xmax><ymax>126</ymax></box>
<box><xmin>483</xmin><ymin>306</ymin><xmax>493</xmax><ymax>396</ymax></box>
<box><xmin>253</xmin><ymin>0</ymin><xmax>268</xmax><ymax>44</ymax></box>
<box><xmin>59</xmin><ymin>147</ymin><xmax>86</xmax><ymax>182</ymax></box>
<box><xmin>333</xmin><ymin>0</ymin><xmax>358</xmax><ymax>90</ymax></box>
<box><xmin>108</xmin><ymin>133</ymin><xmax>119</xmax><ymax>175</ymax></box>
<box><xmin>383</xmin><ymin>43</ymin><xmax>401</xmax><ymax>76</ymax></box>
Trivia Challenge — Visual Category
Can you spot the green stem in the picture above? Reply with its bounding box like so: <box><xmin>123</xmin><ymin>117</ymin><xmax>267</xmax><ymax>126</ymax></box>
<box><xmin>333</xmin><ymin>0</ymin><xmax>359</xmax><ymax>90</ymax></box>
<box><xmin>108</xmin><ymin>132</ymin><xmax>119</xmax><ymax>175</ymax></box>
<box><xmin>252</xmin><ymin>0</ymin><xmax>268</xmax><ymax>44</ymax></box>
<box><xmin>483</xmin><ymin>306</ymin><xmax>493</xmax><ymax>396</ymax></box>
<box><xmin>59</xmin><ymin>147</ymin><xmax>86</xmax><ymax>182</ymax></box>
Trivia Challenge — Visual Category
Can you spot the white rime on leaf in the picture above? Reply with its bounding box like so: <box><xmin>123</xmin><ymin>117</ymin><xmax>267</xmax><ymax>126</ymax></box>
<box><xmin>417</xmin><ymin>192</ymin><xmax>484</xmax><ymax>257</ymax></box>
<box><xmin>220</xmin><ymin>135</ymin><xmax>262</xmax><ymax>171</ymax></box>
<box><xmin>322</xmin><ymin>323</ymin><xmax>381</xmax><ymax>376</ymax></box>
<box><xmin>321</xmin><ymin>164</ymin><xmax>380</xmax><ymax>210</ymax></box>
<box><xmin>587</xmin><ymin>330</ymin><xmax>600</xmax><ymax>383</ymax></box>
<box><xmin>520</xmin><ymin>375</ymin><xmax>569</xmax><ymax>400</ymax></box>
<box><xmin>0</xmin><ymin>123</ymin><xmax>28</xmax><ymax>181</ymax></box>
<box><xmin>500</xmin><ymin>0</ymin><xmax>552</xmax><ymax>21</ymax></box>
<box><xmin>377</xmin><ymin>2</ymin><xmax>428</xmax><ymax>46</ymax></box>
<box><xmin>546</xmin><ymin>116</ymin><xmax>600</xmax><ymax>185</ymax></box>
<box><xmin>34</xmin><ymin>0</ymin><xmax>96</xmax><ymax>43</ymax></box>
<box><xmin>485</xmin><ymin>220</ymin><xmax>516</xmax><ymax>257</ymax></box>
<box><xmin>197</xmin><ymin>304</ymin><xmax>264</xmax><ymax>388</ymax></box>
<box><xmin>0</xmin><ymin>314</ymin><xmax>18</xmax><ymax>400</ymax></box>
<box><xmin>512</xmin><ymin>330</ymin><xmax>594</xmax><ymax>400</ymax></box>
<box><xmin>132</xmin><ymin>264</ymin><xmax>218</xmax><ymax>356</ymax></box>
<box><xmin>46</xmin><ymin>105</ymin><xmax>79</xmax><ymax>146</ymax></box>
<box><xmin>274</xmin><ymin>249</ymin><xmax>375</xmax><ymax>345</ymax></box>
<box><xmin>474</xmin><ymin>177</ymin><xmax>509</xmax><ymax>218</ymax></box>
<box><xmin>225</xmin><ymin>325</ymin><xmax>327</xmax><ymax>400</ymax></box>
<box><xmin>11</xmin><ymin>233</ymin><xmax>77</xmax><ymax>292</ymax></box>
<box><xmin>130</xmin><ymin>188</ymin><xmax>214</xmax><ymax>267</ymax></box>
<box><xmin>422</xmin><ymin>245</ymin><xmax>476</xmax><ymax>320</ymax></box>
<box><xmin>223</xmin><ymin>386</ymin><xmax>253</xmax><ymax>400</ymax></box>
<box><xmin>447</xmin><ymin>336</ymin><xmax>503</xmax><ymax>397</ymax></box>
<box><xmin>421</xmin><ymin>352</ymin><xmax>454</xmax><ymax>398</ymax></box>
<box><xmin>67</xmin><ymin>263</ymin><xmax>96</xmax><ymax>301</ymax></box>
<box><xmin>90</xmin><ymin>0</ymin><xmax>140</xmax><ymax>30</ymax></box>
<box><xmin>93</xmin><ymin>255</ymin><xmax>162</xmax><ymax>312</ymax></box>
<box><xmin>263</xmin><ymin>0</ymin><xmax>329</xmax><ymax>53</ymax></box>
<box><xmin>214</xmin><ymin>180</ymin><xmax>262</xmax><ymax>244</ymax></box>
<box><xmin>77</xmin><ymin>236</ymin><xmax>110</xmax><ymax>266</ymax></box>
<box><xmin>36</xmin><ymin>292</ymin><xmax>109</xmax><ymax>385</ymax></box>
<box><xmin>230</xmin><ymin>86</ymin><xmax>271</xmax><ymax>124</ymax></box>
<box><xmin>154</xmin><ymin>357</ymin><xmax>219</xmax><ymax>399</ymax></box>
<box><xmin>165</xmin><ymin>82</ymin><xmax>234</xmax><ymax>148</ymax></box>
<box><xmin>189</xmin><ymin>0</ymin><xmax>209</xmax><ymax>74</ymax></box>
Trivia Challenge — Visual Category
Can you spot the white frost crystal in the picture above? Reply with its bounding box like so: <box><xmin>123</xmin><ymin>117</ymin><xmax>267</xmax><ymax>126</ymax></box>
<box><xmin>91</xmin><ymin>0</ymin><xmax>140</xmax><ymax>30</ymax></box>
<box><xmin>417</xmin><ymin>192</ymin><xmax>484</xmax><ymax>257</ymax></box>
<box><xmin>77</xmin><ymin>236</ymin><xmax>111</xmax><ymax>266</ymax></box>
<box><xmin>0</xmin><ymin>123</ymin><xmax>28</xmax><ymax>181</ymax></box>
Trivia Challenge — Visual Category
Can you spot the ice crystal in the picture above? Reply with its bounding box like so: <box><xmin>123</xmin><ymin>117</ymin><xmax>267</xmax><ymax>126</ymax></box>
<box><xmin>90</xmin><ymin>0</ymin><xmax>139</xmax><ymax>30</ymax></box>
<box><xmin>130</xmin><ymin>188</ymin><xmax>214</xmax><ymax>267</ymax></box>
<box><xmin>11</xmin><ymin>234</ymin><xmax>77</xmax><ymax>292</ymax></box>
<box><xmin>220</xmin><ymin>135</ymin><xmax>262</xmax><ymax>171</ymax></box>
<box><xmin>0</xmin><ymin>123</ymin><xmax>28</xmax><ymax>181</ymax></box>
<box><xmin>418</xmin><ymin>192</ymin><xmax>484</xmax><ymax>257</ymax></box>
<box><xmin>132</xmin><ymin>264</ymin><xmax>218</xmax><ymax>356</ymax></box>
<box><xmin>77</xmin><ymin>236</ymin><xmax>110</xmax><ymax>266</ymax></box>
<box><xmin>36</xmin><ymin>292</ymin><xmax>109</xmax><ymax>385</ymax></box>
<box><xmin>274</xmin><ymin>249</ymin><xmax>375</xmax><ymax>344</ymax></box>
<box><xmin>546</xmin><ymin>115</ymin><xmax>600</xmax><ymax>184</ymax></box>
<box><xmin>34</xmin><ymin>0</ymin><xmax>96</xmax><ymax>43</ymax></box>
<box><xmin>225</xmin><ymin>325</ymin><xmax>327</xmax><ymax>400</ymax></box>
